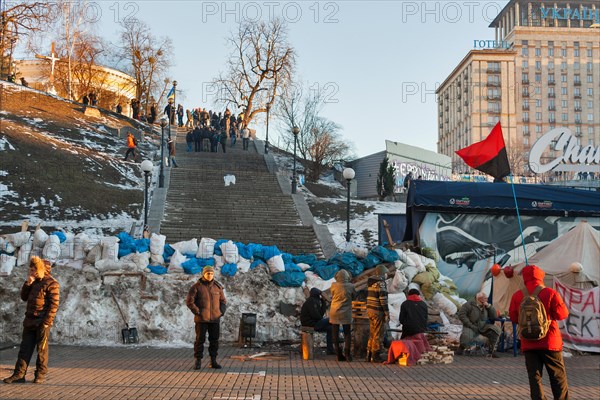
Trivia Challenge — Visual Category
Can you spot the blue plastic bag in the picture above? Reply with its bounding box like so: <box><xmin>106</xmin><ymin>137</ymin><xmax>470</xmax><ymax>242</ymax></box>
<box><xmin>221</xmin><ymin>263</ymin><xmax>238</xmax><ymax>277</ymax></box>
<box><xmin>281</xmin><ymin>253</ymin><xmax>294</xmax><ymax>263</ymax></box>
<box><xmin>147</xmin><ymin>265</ymin><xmax>168</xmax><ymax>275</ymax></box>
<box><xmin>293</xmin><ymin>254</ymin><xmax>318</xmax><ymax>266</ymax></box>
<box><xmin>51</xmin><ymin>231</ymin><xmax>67</xmax><ymax>243</ymax></box>
<box><xmin>235</xmin><ymin>242</ymin><xmax>253</xmax><ymax>260</ymax></box>
<box><xmin>213</xmin><ymin>239</ymin><xmax>228</xmax><ymax>256</ymax></box>
<box><xmin>284</xmin><ymin>262</ymin><xmax>302</xmax><ymax>272</ymax></box>
<box><xmin>311</xmin><ymin>261</ymin><xmax>339</xmax><ymax>280</ymax></box>
<box><xmin>247</xmin><ymin>243</ymin><xmax>264</xmax><ymax>260</ymax></box>
<box><xmin>262</xmin><ymin>245</ymin><xmax>281</xmax><ymax>260</ymax></box>
<box><xmin>181</xmin><ymin>258</ymin><xmax>202</xmax><ymax>275</ymax></box>
<box><xmin>328</xmin><ymin>252</ymin><xmax>364</xmax><ymax>277</ymax></box>
<box><xmin>370</xmin><ymin>246</ymin><xmax>399</xmax><ymax>263</ymax></box>
<box><xmin>271</xmin><ymin>271</ymin><xmax>305</xmax><ymax>287</ymax></box>
<box><xmin>361</xmin><ymin>253</ymin><xmax>382</xmax><ymax>270</ymax></box>
<box><xmin>117</xmin><ymin>232</ymin><xmax>136</xmax><ymax>258</ymax></box>
<box><xmin>134</xmin><ymin>238</ymin><xmax>150</xmax><ymax>253</ymax></box>
<box><xmin>250</xmin><ymin>259</ymin><xmax>266</xmax><ymax>270</ymax></box>
<box><xmin>163</xmin><ymin>244</ymin><xmax>175</xmax><ymax>263</ymax></box>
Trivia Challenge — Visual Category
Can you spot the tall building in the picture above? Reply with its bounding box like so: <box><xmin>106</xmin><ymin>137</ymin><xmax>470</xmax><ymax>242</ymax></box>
<box><xmin>437</xmin><ymin>0</ymin><xmax>600</xmax><ymax>176</ymax></box>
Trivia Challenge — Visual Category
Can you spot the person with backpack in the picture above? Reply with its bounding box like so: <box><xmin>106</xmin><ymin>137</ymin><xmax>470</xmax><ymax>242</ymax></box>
<box><xmin>124</xmin><ymin>132</ymin><xmax>137</xmax><ymax>161</ymax></box>
<box><xmin>509</xmin><ymin>265</ymin><xmax>569</xmax><ymax>400</ymax></box>
<box><xmin>456</xmin><ymin>291</ymin><xmax>501</xmax><ymax>357</ymax></box>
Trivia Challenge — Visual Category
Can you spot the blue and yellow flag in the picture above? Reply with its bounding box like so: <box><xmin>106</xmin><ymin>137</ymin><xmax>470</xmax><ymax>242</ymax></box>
<box><xmin>167</xmin><ymin>86</ymin><xmax>175</xmax><ymax>102</ymax></box>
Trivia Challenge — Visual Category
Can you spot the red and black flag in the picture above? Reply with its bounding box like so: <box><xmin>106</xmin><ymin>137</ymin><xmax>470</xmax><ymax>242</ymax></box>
<box><xmin>455</xmin><ymin>122</ymin><xmax>510</xmax><ymax>180</ymax></box>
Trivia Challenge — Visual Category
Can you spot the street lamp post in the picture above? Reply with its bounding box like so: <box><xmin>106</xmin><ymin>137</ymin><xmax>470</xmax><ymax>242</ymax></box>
<box><xmin>265</xmin><ymin>104</ymin><xmax>270</xmax><ymax>154</ymax></box>
<box><xmin>343</xmin><ymin>167</ymin><xmax>355</xmax><ymax>242</ymax></box>
<box><xmin>171</xmin><ymin>80</ymin><xmax>177</xmax><ymax>133</ymax></box>
<box><xmin>291</xmin><ymin>126</ymin><xmax>299</xmax><ymax>194</ymax></box>
<box><xmin>159</xmin><ymin>117</ymin><xmax>167</xmax><ymax>188</ymax></box>
<box><xmin>141</xmin><ymin>160</ymin><xmax>153</xmax><ymax>228</ymax></box>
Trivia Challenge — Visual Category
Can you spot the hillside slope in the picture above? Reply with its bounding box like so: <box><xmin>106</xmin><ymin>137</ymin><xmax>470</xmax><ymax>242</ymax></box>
<box><xmin>0</xmin><ymin>82</ymin><xmax>158</xmax><ymax>235</ymax></box>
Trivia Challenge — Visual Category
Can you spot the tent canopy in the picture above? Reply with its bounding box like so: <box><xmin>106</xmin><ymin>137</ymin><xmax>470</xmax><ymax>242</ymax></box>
<box><xmin>492</xmin><ymin>221</ymin><xmax>600</xmax><ymax>314</ymax></box>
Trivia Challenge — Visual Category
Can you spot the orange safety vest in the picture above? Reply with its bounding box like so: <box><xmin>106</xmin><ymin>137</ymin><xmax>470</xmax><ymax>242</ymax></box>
<box><xmin>127</xmin><ymin>135</ymin><xmax>136</xmax><ymax>148</ymax></box>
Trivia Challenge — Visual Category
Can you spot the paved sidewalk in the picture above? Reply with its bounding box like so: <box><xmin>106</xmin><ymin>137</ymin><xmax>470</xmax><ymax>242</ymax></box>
<box><xmin>0</xmin><ymin>344</ymin><xmax>598</xmax><ymax>400</ymax></box>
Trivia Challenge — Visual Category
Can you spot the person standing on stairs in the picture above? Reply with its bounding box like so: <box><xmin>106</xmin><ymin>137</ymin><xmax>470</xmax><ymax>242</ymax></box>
<box><xmin>167</xmin><ymin>139</ymin><xmax>179</xmax><ymax>168</ymax></box>
<box><xmin>329</xmin><ymin>270</ymin><xmax>356</xmax><ymax>361</ymax></box>
<box><xmin>186</xmin><ymin>266</ymin><xmax>227</xmax><ymax>370</ymax></box>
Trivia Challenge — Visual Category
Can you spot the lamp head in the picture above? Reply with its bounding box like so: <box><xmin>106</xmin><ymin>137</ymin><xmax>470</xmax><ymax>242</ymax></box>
<box><xmin>141</xmin><ymin>160</ymin><xmax>153</xmax><ymax>173</ymax></box>
<box><xmin>172</xmin><ymin>80</ymin><xmax>177</xmax><ymax>87</ymax></box>
<box><xmin>160</xmin><ymin>116</ymin><xmax>167</xmax><ymax>127</ymax></box>
<box><xmin>292</xmin><ymin>126</ymin><xmax>299</xmax><ymax>136</ymax></box>
<box><xmin>343</xmin><ymin>167</ymin><xmax>355</xmax><ymax>181</ymax></box>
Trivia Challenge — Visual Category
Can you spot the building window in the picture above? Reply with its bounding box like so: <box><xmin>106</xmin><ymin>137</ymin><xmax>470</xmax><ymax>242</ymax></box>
<box><xmin>561</xmin><ymin>74</ymin><xmax>567</xmax><ymax>83</ymax></box>
<box><xmin>536</xmin><ymin>112</ymin><xmax>542</xmax><ymax>121</ymax></box>
<box><xmin>588</xmin><ymin>75</ymin><xmax>594</xmax><ymax>83</ymax></box>
<box><xmin>588</xmin><ymin>101</ymin><xmax>594</xmax><ymax>109</ymax></box>
<box><xmin>561</xmin><ymin>100</ymin><xmax>567</xmax><ymax>108</ymax></box>
<box><xmin>574</xmin><ymin>61</ymin><xmax>580</xmax><ymax>70</ymax></box>
<box><xmin>548</xmin><ymin>73</ymin><xmax>555</xmax><ymax>83</ymax></box>
<box><xmin>589</xmin><ymin>127</ymin><xmax>595</xmax><ymax>135</ymax></box>
<box><xmin>587</xmin><ymin>49</ymin><xmax>593</xmax><ymax>58</ymax></box>
<box><xmin>535</xmin><ymin>48</ymin><xmax>541</xmax><ymax>57</ymax></box>
<box><xmin>588</xmin><ymin>114</ymin><xmax>594</xmax><ymax>122</ymax></box>
<box><xmin>562</xmin><ymin>113</ymin><xmax>568</xmax><ymax>121</ymax></box>
<box><xmin>575</xmin><ymin>126</ymin><xmax>582</xmax><ymax>134</ymax></box>
<box><xmin>535</xmin><ymin>73</ymin><xmax>541</xmax><ymax>82</ymax></box>
<box><xmin>522</xmin><ymin>47</ymin><xmax>529</xmax><ymax>56</ymax></box>
<box><xmin>536</xmin><ymin>61</ymin><xmax>542</xmax><ymax>70</ymax></box>
<box><xmin>548</xmin><ymin>47</ymin><xmax>554</xmax><ymax>57</ymax></box>
<box><xmin>548</xmin><ymin>61</ymin><xmax>554</xmax><ymax>70</ymax></box>
<box><xmin>536</xmin><ymin>125</ymin><xmax>542</xmax><ymax>133</ymax></box>
<box><xmin>587</xmin><ymin>62</ymin><xmax>593</xmax><ymax>72</ymax></box>
<box><xmin>574</xmin><ymin>48</ymin><xmax>580</xmax><ymax>57</ymax></box>
<box><xmin>536</xmin><ymin>99</ymin><xmax>541</xmax><ymax>107</ymax></box>
<box><xmin>561</xmin><ymin>48</ymin><xmax>567</xmax><ymax>57</ymax></box>
<box><xmin>524</xmin><ymin>137</ymin><xmax>529</xmax><ymax>146</ymax></box>
<box><xmin>561</xmin><ymin>87</ymin><xmax>568</xmax><ymax>95</ymax></box>
<box><xmin>522</xmin><ymin>73</ymin><xmax>529</xmax><ymax>83</ymax></box>
<box><xmin>523</xmin><ymin>126</ymin><xmax>530</xmax><ymax>134</ymax></box>
<box><xmin>561</xmin><ymin>61</ymin><xmax>567</xmax><ymax>70</ymax></box>
<box><xmin>588</xmin><ymin>88</ymin><xmax>594</xmax><ymax>97</ymax></box>
<box><xmin>522</xmin><ymin>60</ymin><xmax>528</xmax><ymax>68</ymax></box>
<box><xmin>549</xmin><ymin>87</ymin><xmax>555</xmax><ymax>95</ymax></box>
<box><xmin>575</xmin><ymin>88</ymin><xmax>581</xmax><ymax>96</ymax></box>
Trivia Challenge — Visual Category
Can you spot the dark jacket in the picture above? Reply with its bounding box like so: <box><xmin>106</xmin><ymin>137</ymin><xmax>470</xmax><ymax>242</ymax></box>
<box><xmin>300</xmin><ymin>288</ymin><xmax>327</xmax><ymax>327</ymax></box>
<box><xmin>186</xmin><ymin>278</ymin><xmax>226</xmax><ymax>323</ymax></box>
<box><xmin>399</xmin><ymin>294</ymin><xmax>428</xmax><ymax>338</ymax></box>
<box><xmin>22</xmin><ymin>275</ymin><xmax>60</xmax><ymax>328</ymax></box>
<box><xmin>330</xmin><ymin>270</ymin><xmax>356</xmax><ymax>325</ymax></box>
<box><xmin>509</xmin><ymin>265</ymin><xmax>569</xmax><ymax>352</ymax></box>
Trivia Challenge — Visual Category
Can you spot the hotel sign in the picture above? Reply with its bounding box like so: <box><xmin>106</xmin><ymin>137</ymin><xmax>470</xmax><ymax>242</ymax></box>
<box><xmin>529</xmin><ymin>128</ymin><xmax>600</xmax><ymax>174</ymax></box>
<box><xmin>539</xmin><ymin>7</ymin><xmax>600</xmax><ymax>22</ymax></box>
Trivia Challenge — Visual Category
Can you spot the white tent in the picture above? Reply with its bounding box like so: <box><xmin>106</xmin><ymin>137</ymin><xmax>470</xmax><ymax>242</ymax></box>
<box><xmin>493</xmin><ymin>221</ymin><xmax>600</xmax><ymax>314</ymax></box>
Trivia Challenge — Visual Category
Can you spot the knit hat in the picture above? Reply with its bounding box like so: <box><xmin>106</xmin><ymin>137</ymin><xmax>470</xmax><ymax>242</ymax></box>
<box><xmin>202</xmin><ymin>265</ymin><xmax>215</xmax><ymax>275</ymax></box>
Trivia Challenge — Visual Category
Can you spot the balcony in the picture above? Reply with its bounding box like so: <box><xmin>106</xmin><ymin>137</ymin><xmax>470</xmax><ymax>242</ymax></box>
<box><xmin>548</xmin><ymin>106</ymin><xmax>556</xmax><ymax>111</ymax></box>
<box><xmin>575</xmin><ymin>120</ymin><xmax>582</xmax><ymax>125</ymax></box>
<box><xmin>486</xmin><ymin>81</ymin><xmax>501</xmax><ymax>87</ymax></box>
<box><xmin>575</xmin><ymin>132</ymin><xmax>582</xmax><ymax>137</ymax></box>
<box><xmin>574</xmin><ymin>94</ymin><xmax>582</xmax><ymax>99</ymax></box>
<box><xmin>523</xmin><ymin>118</ymin><xmax>530</xmax><ymax>123</ymax></box>
<box><xmin>574</xmin><ymin>81</ymin><xmax>581</xmax><ymax>86</ymax></box>
<box><xmin>457</xmin><ymin>93</ymin><xmax>462</xmax><ymax>100</ymax></box>
<box><xmin>457</xmin><ymin>80</ymin><xmax>462</xmax><ymax>86</ymax></box>
<box><xmin>488</xmin><ymin>109</ymin><xmax>501</xmax><ymax>114</ymax></box>
<box><xmin>522</xmin><ymin>92</ymin><xmax>530</xmax><ymax>98</ymax></box>
<box><xmin>548</xmin><ymin>80</ymin><xmax>555</xmax><ymax>85</ymax></box>
<box><xmin>523</xmin><ymin>131</ymin><xmax>530</xmax><ymax>136</ymax></box>
<box><xmin>575</xmin><ymin>106</ymin><xmax>582</xmax><ymax>111</ymax></box>
<box><xmin>548</xmin><ymin>93</ymin><xmax>556</xmax><ymax>98</ymax></box>
<box><xmin>522</xmin><ymin>79</ymin><xmax>530</xmax><ymax>84</ymax></box>
<box><xmin>522</xmin><ymin>105</ymin><xmax>530</xmax><ymax>110</ymax></box>
<box><xmin>487</xmin><ymin>68</ymin><xmax>501</xmax><ymax>74</ymax></box>
<box><xmin>487</xmin><ymin>95</ymin><xmax>502</xmax><ymax>100</ymax></box>
<box><xmin>464</xmin><ymin>100</ymin><xmax>469</xmax><ymax>106</ymax></box>
<box><xmin>549</xmin><ymin>118</ymin><xmax>556</xmax><ymax>123</ymax></box>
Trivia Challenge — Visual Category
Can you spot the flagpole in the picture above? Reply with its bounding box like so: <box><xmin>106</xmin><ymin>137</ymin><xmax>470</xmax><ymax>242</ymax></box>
<box><xmin>508</xmin><ymin>174</ymin><xmax>529</xmax><ymax>265</ymax></box>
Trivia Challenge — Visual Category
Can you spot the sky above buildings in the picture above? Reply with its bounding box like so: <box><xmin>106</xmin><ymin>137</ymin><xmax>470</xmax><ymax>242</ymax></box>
<box><xmin>94</xmin><ymin>1</ymin><xmax>502</xmax><ymax>157</ymax></box>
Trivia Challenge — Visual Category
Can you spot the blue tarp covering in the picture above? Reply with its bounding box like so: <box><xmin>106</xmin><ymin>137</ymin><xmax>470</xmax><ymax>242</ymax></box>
<box><xmin>147</xmin><ymin>265</ymin><xmax>168</xmax><ymax>275</ymax></box>
<box><xmin>235</xmin><ymin>242</ymin><xmax>253</xmax><ymax>260</ymax></box>
<box><xmin>163</xmin><ymin>244</ymin><xmax>175</xmax><ymax>263</ymax></box>
<box><xmin>135</xmin><ymin>238</ymin><xmax>150</xmax><ymax>253</ymax></box>
<box><xmin>221</xmin><ymin>263</ymin><xmax>238</xmax><ymax>277</ymax></box>
<box><xmin>181</xmin><ymin>258</ymin><xmax>203</xmax><ymax>275</ymax></box>
<box><xmin>329</xmin><ymin>252</ymin><xmax>364</xmax><ymax>276</ymax></box>
<box><xmin>361</xmin><ymin>253</ymin><xmax>382</xmax><ymax>270</ymax></box>
<box><xmin>281</xmin><ymin>253</ymin><xmax>294</xmax><ymax>263</ymax></box>
<box><xmin>370</xmin><ymin>246</ymin><xmax>399</xmax><ymax>263</ymax></box>
<box><xmin>117</xmin><ymin>232</ymin><xmax>135</xmax><ymax>258</ymax></box>
<box><xmin>263</xmin><ymin>245</ymin><xmax>281</xmax><ymax>260</ymax></box>
<box><xmin>284</xmin><ymin>262</ymin><xmax>302</xmax><ymax>272</ymax></box>
<box><xmin>247</xmin><ymin>243</ymin><xmax>264</xmax><ymax>260</ymax></box>
<box><xmin>271</xmin><ymin>271</ymin><xmax>306</xmax><ymax>287</ymax></box>
<box><xmin>311</xmin><ymin>261</ymin><xmax>339</xmax><ymax>280</ymax></box>
<box><xmin>293</xmin><ymin>254</ymin><xmax>318</xmax><ymax>266</ymax></box>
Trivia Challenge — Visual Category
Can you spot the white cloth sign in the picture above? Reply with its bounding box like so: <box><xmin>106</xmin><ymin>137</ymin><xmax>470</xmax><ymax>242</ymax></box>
<box><xmin>554</xmin><ymin>278</ymin><xmax>600</xmax><ymax>353</ymax></box>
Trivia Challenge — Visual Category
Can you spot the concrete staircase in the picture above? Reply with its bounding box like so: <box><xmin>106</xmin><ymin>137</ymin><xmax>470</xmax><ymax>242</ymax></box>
<box><xmin>158</xmin><ymin>128</ymin><xmax>323</xmax><ymax>256</ymax></box>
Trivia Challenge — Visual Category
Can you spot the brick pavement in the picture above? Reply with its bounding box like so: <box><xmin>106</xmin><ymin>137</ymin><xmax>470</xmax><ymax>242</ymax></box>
<box><xmin>0</xmin><ymin>345</ymin><xmax>598</xmax><ymax>400</ymax></box>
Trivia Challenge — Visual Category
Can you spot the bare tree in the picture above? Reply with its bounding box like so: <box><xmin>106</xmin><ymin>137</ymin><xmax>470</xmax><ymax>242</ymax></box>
<box><xmin>0</xmin><ymin>1</ymin><xmax>51</xmax><ymax>79</ymax></box>
<box><xmin>213</xmin><ymin>18</ymin><xmax>295</xmax><ymax>127</ymax></box>
<box><xmin>306</xmin><ymin>117</ymin><xmax>351</xmax><ymax>181</ymax></box>
<box><xmin>119</xmin><ymin>18</ymin><xmax>172</xmax><ymax>114</ymax></box>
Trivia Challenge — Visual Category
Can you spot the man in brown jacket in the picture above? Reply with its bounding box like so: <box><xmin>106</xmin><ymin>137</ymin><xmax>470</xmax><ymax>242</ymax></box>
<box><xmin>186</xmin><ymin>266</ymin><xmax>226</xmax><ymax>370</ymax></box>
<box><xmin>4</xmin><ymin>256</ymin><xmax>60</xmax><ymax>384</ymax></box>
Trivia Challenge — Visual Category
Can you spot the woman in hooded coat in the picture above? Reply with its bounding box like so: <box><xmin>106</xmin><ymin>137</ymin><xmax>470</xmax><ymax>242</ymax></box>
<box><xmin>329</xmin><ymin>269</ymin><xmax>356</xmax><ymax>361</ymax></box>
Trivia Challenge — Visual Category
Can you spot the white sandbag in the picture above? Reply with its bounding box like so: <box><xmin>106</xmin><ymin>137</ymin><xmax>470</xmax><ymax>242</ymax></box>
<box><xmin>42</xmin><ymin>235</ymin><xmax>61</xmax><ymax>263</ymax></box>
<box><xmin>266</xmin><ymin>254</ymin><xmax>284</xmax><ymax>274</ymax></box>
<box><xmin>73</xmin><ymin>233</ymin><xmax>90</xmax><ymax>260</ymax></box>
<box><xmin>55</xmin><ymin>259</ymin><xmax>83</xmax><ymax>270</ymax></box>
<box><xmin>33</xmin><ymin>229</ymin><xmax>48</xmax><ymax>249</ymax></box>
<box><xmin>388</xmin><ymin>270</ymin><xmax>408</xmax><ymax>294</ymax></box>
<box><xmin>388</xmin><ymin>292</ymin><xmax>407</xmax><ymax>331</ymax></box>
<box><xmin>403</xmin><ymin>266</ymin><xmax>419</xmax><ymax>283</ymax></box>
<box><xmin>237</xmin><ymin>257</ymin><xmax>251</xmax><ymax>273</ymax></box>
<box><xmin>84</xmin><ymin>238</ymin><xmax>98</xmax><ymax>252</ymax></box>
<box><xmin>59</xmin><ymin>232</ymin><xmax>74</xmax><ymax>259</ymax></box>
<box><xmin>408</xmin><ymin>282</ymin><xmax>421</xmax><ymax>293</ymax></box>
<box><xmin>150</xmin><ymin>253</ymin><xmax>164</xmax><ymax>265</ymax></box>
<box><xmin>393</xmin><ymin>260</ymin><xmax>406</xmax><ymax>270</ymax></box>
<box><xmin>345</xmin><ymin>243</ymin><xmax>368</xmax><ymax>259</ymax></box>
<box><xmin>1</xmin><ymin>239</ymin><xmax>16</xmax><ymax>254</ymax></box>
<box><xmin>213</xmin><ymin>255</ymin><xmax>224</xmax><ymax>268</ymax></box>
<box><xmin>150</xmin><ymin>233</ymin><xmax>166</xmax><ymax>255</ymax></box>
<box><xmin>433</xmin><ymin>292</ymin><xmax>458</xmax><ymax>316</ymax></box>
<box><xmin>7</xmin><ymin>231</ymin><xmax>31</xmax><ymax>248</ymax></box>
<box><xmin>16</xmin><ymin>238</ymin><xmax>33</xmax><ymax>266</ymax></box>
<box><xmin>197</xmin><ymin>238</ymin><xmax>216</xmax><ymax>258</ymax></box>
<box><xmin>0</xmin><ymin>254</ymin><xmax>17</xmax><ymax>276</ymax></box>
<box><xmin>85</xmin><ymin>244</ymin><xmax>102</xmax><ymax>265</ymax></box>
<box><xmin>405</xmin><ymin>251</ymin><xmax>425</xmax><ymax>272</ymax></box>
<box><xmin>220</xmin><ymin>240</ymin><xmax>239</xmax><ymax>264</ymax></box>
<box><xmin>394</xmin><ymin>249</ymin><xmax>411</xmax><ymax>265</ymax></box>
<box><xmin>100</xmin><ymin>237</ymin><xmax>119</xmax><ymax>261</ymax></box>
<box><xmin>95</xmin><ymin>259</ymin><xmax>136</xmax><ymax>272</ymax></box>
<box><xmin>122</xmin><ymin>251</ymin><xmax>151</xmax><ymax>271</ymax></box>
<box><xmin>82</xmin><ymin>265</ymin><xmax>100</xmax><ymax>281</ymax></box>
<box><xmin>171</xmin><ymin>238</ymin><xmax>198</xmax><ymax>256</ymax></box>
<box><xmin>168</xmin><ymin>250</ymin><xmax>187</xmax><ymax>272</ymax></box>
<box><xmin>297</xmin><ymin>262</ymin><xmax>311</xmax><ymax>272</ymax></box>
<box><xmin>304</xmin><ymin>270</ymin><xmax>335</xmax><ymax>292</ymax></box>
<box><xmin>450</xmin><ymin>294</ymin><xmax>467</xmax><ymax>306</ymax></box>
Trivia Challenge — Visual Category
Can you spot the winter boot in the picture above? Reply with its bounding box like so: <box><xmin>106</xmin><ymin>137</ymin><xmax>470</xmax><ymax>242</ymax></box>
<box><xmin>344</xmin><ymin>337</ymin><xmax>352</xmax><ymax>362</ymax></box>
<box><xmin>33</xmin><ymin>375</ymin><xmax>45</xmax><ymax>384</ymax></box>
<box><xmin>455</xmin><ymin>345</ymin><xmax>465</xmax><ymax>356</ymax></box>
<box><xmin>3</xmin><ymin>374</ymin><xmax>26</xmax><ymax>384</ymax></box>
<box><xmin>336</xmin><ymin>348</ymin><xmax>346</xmax><ymax>362</ymax></box>
<box><xmin>194</xmin><ymin>358</ymin><xmax>202</xmax><ymax>370</ymax></box>
<box><xmin>209</xmin><ymin>357</ymin><xmax>222</xmax><ymax>369</ymax></box>
<box><xmin>365</xmin><ymin>350</ymin><xmax>372</xmax><ymax>363</ymax></box>
<box><xmin>370</xmin><ymin>352</ymin><xmax>384</xmax><ymax>363</ymax></box>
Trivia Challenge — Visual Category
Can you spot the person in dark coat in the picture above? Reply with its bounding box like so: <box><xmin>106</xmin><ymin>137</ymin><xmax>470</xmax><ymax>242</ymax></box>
<box><xmin>186</xmin><ymin>129</ymin><xmax>194</xmax><ymax>152</ymax></box>
<box><xmin>149</xmin><ymin>103</ymin><xmax>157</xmax><ymax>124</ymax></box>
<box><xmin>192</xmin><ymin>127</ymin><xmax>202</xmax><ymax>152</ymax></box>
<box><xmin>3</xmin><ymin>257</ymin><xmax>60</xmax><ymax>384</ymax></box>
<box><xmin>300</xmin><ymin>288</ymin><xmax>334</xmax><ymax>355</ymax></box>
<box><xmin>164</xmin><ymin>102</ymin><xmax>174</xmax><ymax>125</ymax></box>
<box><xmin>116</xmin><ymin>104</ymin><xmax>122</xmax><ymax>114</ymax></box>
<box><xmin>186</xmin><ymin>266</ymin><xmax>226</xmax><ymax>370</ymax></box>
<box><xmin>509</xmin><ymin>265</ymin><xmax>570</xmax><ymax>400</ymax></box>
<box><xmin>177</xmin><ymin>104</ymin><xmax>184</xmax><ymax>127</ymax></box>
<box><xmin>329</xmin><ymin>270</ymin><xmax>357</xmax><ymax>361</ymax></box>
<box><xmin>167</xmin><ymin>139</ymin><xmax>178</xmax><ymax>168</ymax></box>
<box><xmin>399</xmin><ymin>289</ymin><xmax>428</xmax><ymax>339</ymax></box>
<box><xmin>82</xmin><ymin>94</ymin><xmax>90</xmax><ymax>105</ymax></box>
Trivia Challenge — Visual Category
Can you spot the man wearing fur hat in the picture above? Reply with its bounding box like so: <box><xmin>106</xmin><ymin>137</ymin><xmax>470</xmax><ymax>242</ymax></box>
<box><xmin>186</xmin><ymin>266</ymin><xmax>227</xmax><ymax>370</ymax></box>
<box><xmin>509</xmin><ymin>264</ymin><xmax>569</xmax><ymax>400</ymax></box>
<box><xmin>4</xmin><ymin>257</ymin><xmax>60</xmax><ymax>384</ymax></box>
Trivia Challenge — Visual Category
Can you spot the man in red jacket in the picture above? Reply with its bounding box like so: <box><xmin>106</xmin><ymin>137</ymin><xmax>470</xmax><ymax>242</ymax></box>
<box><xmin>509</xmin><ymin>265</ymin><xmax>569</xmax><ymax>400</ymax></box>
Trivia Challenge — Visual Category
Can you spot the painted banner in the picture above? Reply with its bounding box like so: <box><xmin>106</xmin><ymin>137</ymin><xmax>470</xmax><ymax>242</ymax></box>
<box><xmin>554</xmin><ymin>278</ymin><xmax>600</xmax><ymax>353</ymax></box>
